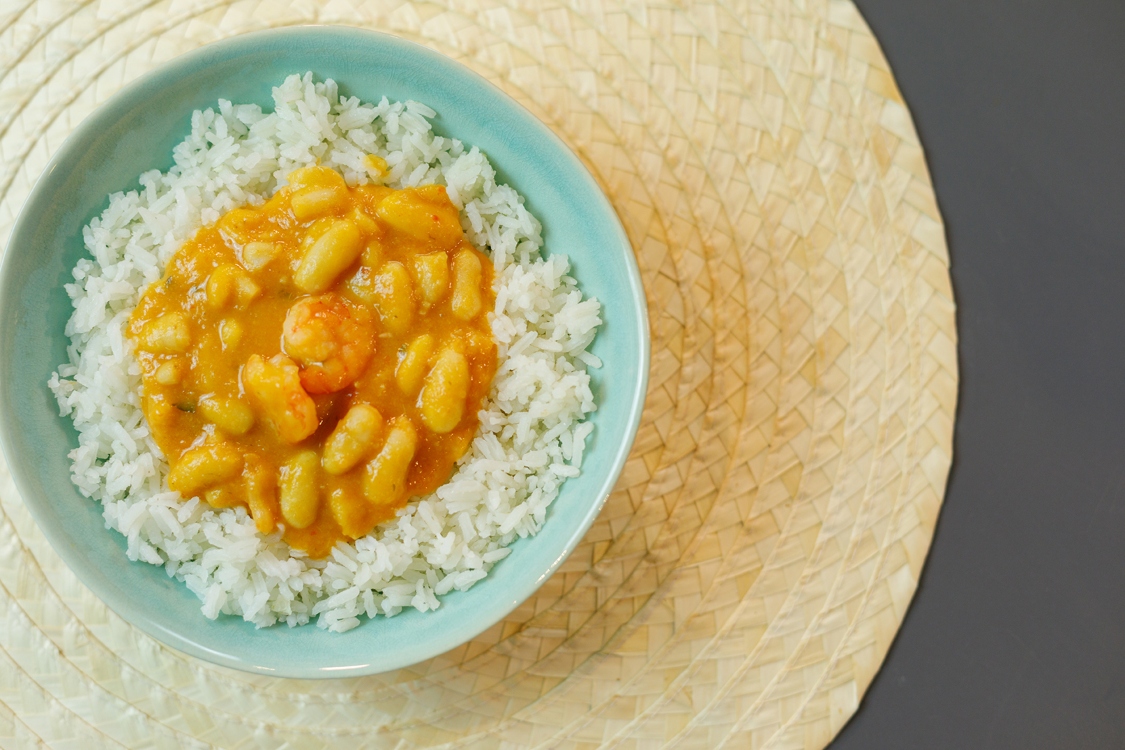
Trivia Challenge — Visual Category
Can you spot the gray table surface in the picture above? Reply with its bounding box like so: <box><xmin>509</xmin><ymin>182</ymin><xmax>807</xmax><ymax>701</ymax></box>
<box><xmin>831</xmin><ymin>1</ymin><xmax>1125</xmax><ymax>747</ymax></box>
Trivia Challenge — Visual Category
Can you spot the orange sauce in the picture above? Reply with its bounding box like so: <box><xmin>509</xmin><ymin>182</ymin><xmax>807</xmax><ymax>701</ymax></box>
<box><xmin>128</xmin><ymin>165</ymin><xmax>497</xmax><ymax>557</ymax></box>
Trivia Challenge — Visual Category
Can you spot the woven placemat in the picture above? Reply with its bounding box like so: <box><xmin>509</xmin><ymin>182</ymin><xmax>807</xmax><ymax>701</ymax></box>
<box><xmin>0</xmin><ymin>0</ymin><xmax>956</xmax><ymax>747</ymax></box>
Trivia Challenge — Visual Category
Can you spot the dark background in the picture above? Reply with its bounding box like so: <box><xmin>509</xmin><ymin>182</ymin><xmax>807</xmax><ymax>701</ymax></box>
<box><xmin>832</xmin><ymin>1</ymin><xmax>1125</xmax><ymax>748</ymax></box>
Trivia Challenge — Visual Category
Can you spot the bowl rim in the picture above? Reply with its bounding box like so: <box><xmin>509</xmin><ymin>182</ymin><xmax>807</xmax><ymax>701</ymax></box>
<box><xmin>0</xmin><ymin>24</ymin><xmax>650</xmax><ymax>677</ymax></box>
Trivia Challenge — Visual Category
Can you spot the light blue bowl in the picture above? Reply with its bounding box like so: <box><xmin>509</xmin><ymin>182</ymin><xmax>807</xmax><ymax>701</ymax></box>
<box><xmin>0</xmin><ymin>26</ymin><xmax>648</xmax><ymax>678</ymax></box>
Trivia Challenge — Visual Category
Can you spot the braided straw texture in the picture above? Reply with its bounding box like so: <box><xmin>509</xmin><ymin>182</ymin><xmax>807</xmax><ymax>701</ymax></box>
<box><xmin>0</xmin><ymin>0</ymin><xmax>955</xmax><ymax>747</ymax></box>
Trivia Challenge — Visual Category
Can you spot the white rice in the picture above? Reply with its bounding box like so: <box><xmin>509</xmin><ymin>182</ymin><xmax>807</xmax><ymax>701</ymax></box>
<box><xmin>47</xmin><ymin>73</ymin><xmax>601</xmax><ymax>632</ymax></box>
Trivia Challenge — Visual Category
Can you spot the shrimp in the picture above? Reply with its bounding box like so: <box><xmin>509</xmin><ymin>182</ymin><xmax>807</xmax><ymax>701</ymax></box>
<box><xmin>242</xmin><ymin>353</ymin><xmax>319</xmax><ymax>443</ymax></box>
<box><xmin>283</xmin><ymin>293</ymin><xmax>376</xmax><ymax>394</ymax></box>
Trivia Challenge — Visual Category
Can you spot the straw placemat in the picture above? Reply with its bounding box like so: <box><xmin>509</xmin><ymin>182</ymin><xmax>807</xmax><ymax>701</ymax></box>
<box><xmin>0</xmin><ymin>0</ymin><xmax>956</xmax><ymax>747</ymax></box>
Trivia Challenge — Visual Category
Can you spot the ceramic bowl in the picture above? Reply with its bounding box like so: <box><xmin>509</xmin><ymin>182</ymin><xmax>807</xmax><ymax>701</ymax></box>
<box><xmin>0</xmin><ymin>26</ymin><xmax>648</xmax><ymax>678</ymax></box>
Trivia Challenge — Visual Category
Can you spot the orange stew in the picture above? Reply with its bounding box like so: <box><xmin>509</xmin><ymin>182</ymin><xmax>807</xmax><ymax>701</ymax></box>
<box><xmin>128</xmin><ymin>164</ymin><xmax>497</xmax><ymax>558</ymax></box>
